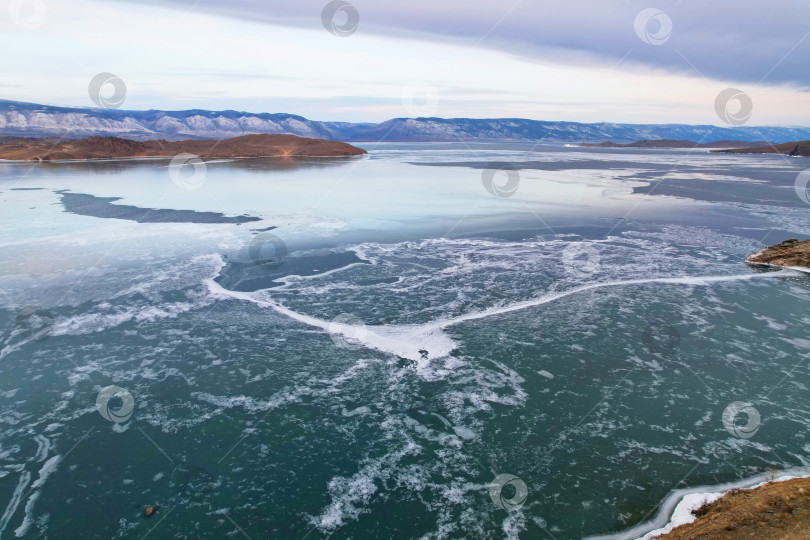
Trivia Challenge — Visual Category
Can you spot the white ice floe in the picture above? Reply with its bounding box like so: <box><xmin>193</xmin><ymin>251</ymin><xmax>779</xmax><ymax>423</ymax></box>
<box><xmin>31</xmin><ymin>455</ymin><xmax>61</xmax><ymax>489</ymax></box>
<box><xmin>31</xmin><ymin>435</ymin><xmax>50</xmax><ymax>462</ymax></box>
<box><xmin>0</xmin><ymin>472</ymin><xmax>30</xmax><ymax>536</ymax></box>
<box><xmin>13</xmin><ymin>492</ymin><xmax>40</xmax><ymax>538</ymax></box>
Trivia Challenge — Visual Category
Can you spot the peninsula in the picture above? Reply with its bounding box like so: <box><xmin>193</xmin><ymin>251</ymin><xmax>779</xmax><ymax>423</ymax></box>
<box><xmin>713</xmin><ymin>140</ymin><xmax>810</xmax><ymax>157</ymax></box>
<box><xmin>581</xmin><ymin>139</ymin><xmax>765</xmax><ymax>149</ymax></box>
<box><xmin>0</xmin><ymin>134</ymin><xmax>367</xmax><ymax>161</ymax></box>
<box><xmin>746</xmin><ymin>239</ymin><xmax>810</xmax><ymax>268</ymax></box>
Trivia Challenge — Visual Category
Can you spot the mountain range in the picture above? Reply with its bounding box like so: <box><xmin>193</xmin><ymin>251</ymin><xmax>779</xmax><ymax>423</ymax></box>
<box><xmin>2</xmin><ymin>99</ymin><xmax>810</xmax><ymax>144</ymax></box>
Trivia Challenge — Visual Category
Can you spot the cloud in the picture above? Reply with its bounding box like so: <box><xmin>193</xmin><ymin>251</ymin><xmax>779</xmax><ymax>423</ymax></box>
<box><xmin>121</xmin><ymin>0</ymin><xmax>810</xmax><ymax>87</ymax></box>
<box><xmin>3</xmin><ymin>0</ymin><xmax>809</xmax><ymax>124</ymax></box>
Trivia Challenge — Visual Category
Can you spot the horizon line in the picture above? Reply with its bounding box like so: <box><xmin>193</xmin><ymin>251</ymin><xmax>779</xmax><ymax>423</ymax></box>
<box><xmin>2</xmin><ymin>98</ymin><xmax>809</xmax><ymax>130</ymax></box>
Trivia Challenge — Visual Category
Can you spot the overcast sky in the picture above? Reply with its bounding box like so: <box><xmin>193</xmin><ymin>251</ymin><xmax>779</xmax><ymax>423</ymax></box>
<box><xmin>1</xmin><ymin>0</ymin><xmax>809</xmax><ymax>125</ymax></box>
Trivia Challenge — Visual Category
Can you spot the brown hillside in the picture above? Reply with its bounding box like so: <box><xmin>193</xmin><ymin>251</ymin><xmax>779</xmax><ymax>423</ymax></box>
<box><xmin>657</xmin><ymin>477</ymin><xmax>810</xmax><ymax>539</ymax></box>
<box><xmin>0</xmin><ymin>134</ymin><xmax>367</xmax><ymax>161</ymax></box>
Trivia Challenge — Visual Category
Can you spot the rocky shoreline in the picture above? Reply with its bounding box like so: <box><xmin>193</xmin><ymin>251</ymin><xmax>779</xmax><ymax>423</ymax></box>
<box><xmin>654</xmin><ymin>476</ymin><xmax>810</xmax><ymax>539</ymax></box>
<box><xmin>746</xmin><ymin>239</ymin><xmax>810</xmax><ymax>268</ymax></box>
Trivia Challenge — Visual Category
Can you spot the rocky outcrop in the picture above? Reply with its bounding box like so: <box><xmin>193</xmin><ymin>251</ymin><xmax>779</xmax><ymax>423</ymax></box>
<box><xmin>746</xmin><ymin>239</ymin><xmax>810</xmax><ymax>268</ymax></box>
<box><xmin>0</xmin><ymin>134</ymin><xmax>367</xmax><ymax>161</ymax></box>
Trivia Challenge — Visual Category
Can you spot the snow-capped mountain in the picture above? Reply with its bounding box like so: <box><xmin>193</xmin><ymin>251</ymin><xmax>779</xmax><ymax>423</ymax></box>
<box><xmin>0</xmin><ymin>100</ymin><xmax>356</xmax><ymax>141</ymax></box>
<box><xmin>2</xmin><ymin>99</ymin><xmax>809</xmax><ymax>143</ymax></box>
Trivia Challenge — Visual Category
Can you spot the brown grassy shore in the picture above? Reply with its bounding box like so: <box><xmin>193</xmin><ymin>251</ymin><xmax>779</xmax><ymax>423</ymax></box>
<box><xmin>0</xmin><ymin>134</ymin><xmax>367</xmax><ymax>161</ymax></box>
<box><xmin>746</xmin><ymin>239</ymin><xmax>810</xmax><ymax>268</ymax></box>
<box><xmin>656</xmin><ymin>477</ymin><xmax>810</xmax><ymax>539</ymax></box>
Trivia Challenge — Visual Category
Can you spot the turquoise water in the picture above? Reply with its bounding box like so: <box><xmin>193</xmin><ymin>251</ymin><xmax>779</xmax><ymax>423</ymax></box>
<box><xmin>1</xmin><ymin>143</ymin><xmax>810</xmax><ymax>539</ymax></box>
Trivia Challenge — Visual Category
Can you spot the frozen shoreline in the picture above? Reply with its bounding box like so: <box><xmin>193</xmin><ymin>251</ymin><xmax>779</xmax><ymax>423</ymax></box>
<box><xmin>587</xmin><ymin>468</ymin><xmax>810</xmax><ymax>540</ymax></box>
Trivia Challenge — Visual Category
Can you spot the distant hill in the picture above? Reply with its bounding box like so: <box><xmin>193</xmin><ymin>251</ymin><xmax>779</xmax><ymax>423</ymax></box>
<box><xmin>713</xmin><ymin>140</ymin><xmax>810</xmax><ymax>157</ymax></box>
<box><xmin>581</xmin><ymin>139</ymin><xmax>767</xmax><ymax>149</ymax></box>
<box><xmin>2</xmin><ymin>99</ymin><xmax>810</xmax><ymax>143</ymax></box>
<box><xmin>0</xmin><ymin>134</ymin><xmax>366</xmax><ymax>161</ymax></box>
